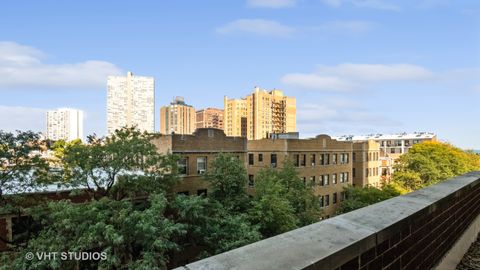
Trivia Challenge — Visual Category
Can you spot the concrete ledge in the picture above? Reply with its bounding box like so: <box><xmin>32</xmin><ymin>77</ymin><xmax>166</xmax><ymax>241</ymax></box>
<box><xmin>174</xmin><ymin>171</ymin><xmax>480</xmax><ymax>270</ymax></box>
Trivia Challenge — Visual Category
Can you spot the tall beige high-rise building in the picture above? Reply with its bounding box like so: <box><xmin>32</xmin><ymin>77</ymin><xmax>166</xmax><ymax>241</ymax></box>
<box><xmin>107</xmin><ymin>71</ymin><xmax>155</xmax><ymax>135</ymax></box>
<box><xmin>46</xmin><ymin>108</ymin><xmax>84</xmax><ymax>141</ymax></box>
<box><xmin>196</xmin><ymin>108</ymin><xmax>224</xmax><ymax>130</ymax></box>
<box><xmin>160</xmin><ymin>97</ymin><xmax>196</xmax><ymax>135</ymax></box>
<box><xmin>224</xmin><ymin>87</ymin><xmax>296</xmax><ymax>140</ymax></box>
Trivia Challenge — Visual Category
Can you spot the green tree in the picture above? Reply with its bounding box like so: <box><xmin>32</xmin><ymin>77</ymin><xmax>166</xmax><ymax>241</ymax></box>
<box><xmin>0</xmin><ymin>130</ymin><xmax>54</xmax><ymax>248</ymax></box>
<box><xmin>249</xmin><ymin>162</ymin><xmax>321</xmax><ymax>237</ymax></box>
<box><xmin>59</xmin><ymin>127</ymin><xmax>179</xmax><ymax>200</ymax></box>
<box><xmin>3</xmin><ymin>194</ymin><xmax>183</xmax><ymax>270</ymax></box>
<box><xmin>204</xmin><ymin>153</ymin><xmax>250</xmax><ymax>212</ymax></box>
<box><xmin>336</xmin><ymin>185</ymin><xmax>400</xmax><ymax>214</ymax></box>
<box><xmin>393</xmin><ymin>141</ymin><xmax>480</xmax><ymax>190</ymax></box>
<box><xmin>171</xmin><ymin>195</ymin><xmax>261</xmax><ymax>257</ymax></box>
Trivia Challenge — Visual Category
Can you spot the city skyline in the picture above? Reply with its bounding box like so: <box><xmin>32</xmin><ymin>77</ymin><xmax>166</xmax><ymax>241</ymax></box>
<box><xmin>0</xmin><ymin>1</ymin><xmax>479</xmax><ymax>148</ymax></box>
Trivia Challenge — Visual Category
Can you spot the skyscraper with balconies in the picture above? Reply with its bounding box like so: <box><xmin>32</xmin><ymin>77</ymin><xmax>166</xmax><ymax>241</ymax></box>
<box><xmin>224</xmin><ymin>87</ymin><xmax>296</xmax><ymax>140</ymax></box>
<box><xmin>46</xmin><ymin>108</ymin><xmax>84</xmax><ymax>141</ymax></box>
<box><xmin>107</xmin><ymin>71</ymin><xmax>155</xmax><ymax>135</ymax></box>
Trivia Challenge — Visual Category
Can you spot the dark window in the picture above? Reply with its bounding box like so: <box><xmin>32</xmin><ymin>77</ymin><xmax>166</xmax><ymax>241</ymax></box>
<box><xmin>248</xmin><ymin>175</ymin><xmax>255</xmax><ymax>187</ymax></box>
<box><xmin>391</xmin><ymin>148</ymin><xmax>396</xmax><ymax>154</ymax></box>
<box><xmin>258</xmin><ymin>154</ymin><xmax>263</xmax><ymax>162</ymax></box>
<box><xmin>319</xmin><ymin>196</ymin><xmax>324</xmax><ymax>207</ymax></box>
<box><xmin>352</xmin><ymin>168</ymin><xmax>356</xmax><ymax>178</ymax></box>
<box><xmin>197</xmin><ymin>189</ymin><xmax>207</xmax><ymax>196</ymax></box>
<box><xmin>301</xmin><ymin>154</ymin><xmax>306</xmax><ymax>166</ymax></box>
<box><xmin>353</xmin><ymin>152</ymin><xmax>356</xmax><ymax>161</ymax></box>
<box><xmin>302</xmin><ymin>177</ymin><xmax>306</xmax><ymax>185</ymax></box>
<box><xmin>325</xmin><ymin>195</ymin><xmax>330</xmax><ymax>206</ymax></box>
<box><xmin>248</xmin><ymin>153</ymin><xmax>254</xmax><ymax>165</ymax></box>
<box><xmin>178</xmin><ymin>157</ymin><xmax>188</xmax><ymax>175</ymax></box>
<box><xmin>311</xmin><ymin>154</ymin><xmax>316</xmax><ymax>166</ymax></box>
<box><xmin>271</xmin><ymin>154</ymin><xmax>277</xmax><ymax>168</ymax></box>
<box><xmin>324</xmin><ymin>154</ymin><xmax>330</xmax><ymax>165</ymax></box>
<box><xmin>11</xmin><ymin>216</ymin><xmax>41</xmax><ymax>245</ymax></box>
<box><xmin>294</xmin><ymin>154</ymin><xmax>300</xmax><ymax>167</ymax></box>
<box><xmin>333</xmin><ymin>193</ymin><xmax>337</xmax><ymax>204</ymax></box>
<box><xmin>311</xmin><ymin>176</ymin><xmax>316</xmax><ymax>185</ymax></box>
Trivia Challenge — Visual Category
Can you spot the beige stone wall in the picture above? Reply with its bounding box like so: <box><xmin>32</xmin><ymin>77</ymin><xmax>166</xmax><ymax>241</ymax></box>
<box><xmin>247</xmin><ymin>135</ymin><xmax>353</xmax><ymax>217</ymax></box>
<box><xmin>353</xmin><ymin>140</ymin><xmax>381</xmax><ymax>187</ymax></box>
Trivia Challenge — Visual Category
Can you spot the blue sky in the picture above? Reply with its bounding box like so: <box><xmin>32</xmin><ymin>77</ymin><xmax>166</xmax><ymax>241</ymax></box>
<box><xmin>0</xmin><ymin>0</ymin><xmax>479</xmax><ymax>148</ymax></box>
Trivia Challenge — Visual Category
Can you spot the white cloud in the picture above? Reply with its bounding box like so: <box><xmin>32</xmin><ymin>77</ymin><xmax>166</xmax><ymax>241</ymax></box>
<box><xmin>322</xmin><ymin>0</ymin><xmax>342</xmax><ymax>7</ymax></box>
<box><xmin>322</xmin><ymin>0</ymin><xmax>401</xmax><ymax>11</ymax></box>
<box><xmin>247</xmin><ymin>0</ymin><xmax>297</xmax><ymax>8</ymax></box>
<box><xmin>351</xmin><ymin>0</ymin><xmax>400</xmax><ymax>11</ymax></box>
<box><xmin>216</xmin><ymin>19</ymin><xmax>295</xmax><ymax>37</ymax></box>
<box><xmin>282</xmin><ymin>63</ymin><xmax>434</xmax><ymax>91</ymax></box>
<box><xmin>281</xmin><ymin>74</ymin><xmax>354</xmax><ymax>91</ymax></box>
<box><xmin>0</xmin><ymin>106</ymin><xmax>46</xmax><ymax>132</ymax></box>
<box><xmin>296</xmin><ymin>101</ymin><xmax>401</xmax><ymax>137</ymax></box>
<box><xmin>317</xmin><ymin>20</ymin><xmax>375</xmax><ymax>35</ymax></box>
<box><xmin>0</xmin><ymin>41</ymin><xmax>123</xmax><ymax>90</ymax></box>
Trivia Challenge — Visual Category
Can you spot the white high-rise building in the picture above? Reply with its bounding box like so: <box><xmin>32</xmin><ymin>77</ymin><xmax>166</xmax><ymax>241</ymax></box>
<box><xmin>46</xmin><ymin>108</ymin><xmax>84</xmax><ymax>141</ymax></box>
<box><xmin>107</xmin><ymin>71</ymin><xmax>155</xmax><ymax>135</ymax></box>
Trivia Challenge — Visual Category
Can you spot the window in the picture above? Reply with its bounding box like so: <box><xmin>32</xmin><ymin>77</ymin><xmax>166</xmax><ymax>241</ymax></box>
<box><xmin>178</xmin><ymin>157</ymin><xmax>188</xmax><ymax>175</ymax></box>
<box><xmin>302</xmin><ymin>177</ymin><xmax>306</xmax><ymax>185</ymax></box>
<box><xmin>345</xmin><ymin>153</ymin><xmax>349</xmax><ymax>164</ymax></box>
<box><xmin>325</xmin><ymin>154</ymin><xmax>330</xmax><ymax>165</ymax></box>
<box><xmin>353</xmin><ymin>152</ymin><xmax>356</xmax><ymax>161</ymax></box>
<box><xmin>341</xmin><ymin>191</ymin><xmax>346</xmax><ymax>201</ymax></box>
<box><xmin>333</xmin><ymin>193</ymin><xmax>337</xmax><ymax>204</ymax></box>
<box><xmin>311</xmin><ymin>154</ymin><xmax>316</xmax><ymax>166</ymax></box>
<box><xmin>197</xmin><ymin>157</ymin><xmax>207</xmax><ymax>174</ymax></box>
<box><xmin>352</xmin><ymin>168</ymin><xmax>356</xmax><ymax>178</ymax></box>
<box><xmin>258</xmin><ymin>154</ymin><xmax>263</xmax><ymax>162</ymax></box>
<box><xmin>310</xmin><ymin>176</ymin><xmax>316</xmax><ymax>185</ymax></box>
<box><xmin>323</xmin><ymin>175</ymin><xmax>329</xmax><ymax>186</ymax></box>
<box><xmin>332</xmin><ymin>174</ymin><xmax>337</xmax><ymax>184</ymax></box>
<box><xmin>320</xmin><ymin>154</ymin><xmax>324</xmax><ymax>165</ymax></box>
<box><xmin>391</xmin><ymin>148</ymin><xmax>396</xmax><ymax>154</ymax></box>
<box><xmin>366</xmin><ymin>168</ymin><xmax>369</xmax><ymax>177</ymax></box>
<box><xmin>345</xmin><ymin>172</ymin><xmax>349</xmax><ymax>182</ymax></box>
<box><xmin>197</xmin><ymin>189</ymin><xmax>207</xmax><ymax>196</ymax></box>
<box><xmin>301</xmin><ymin>154</ymin><xmax>306</xmax><ymax>166</ymax></box>
<box><xmin>325</xmin><ymin>195</ymin><xmax>330</xmax><ymax>206</ymax></box>
<box><xmin>368</xmin><ymin>153</ymin><xmax>372</xmax><ymax>161</ymax></box>
<box><xmin>332</xmin><ymin>154</ymin><xmax>337</xmax><ymax>164</ymax></box>
<box><xmin>248</xmin><ymin>153</ymin><xmax>254</xmax><ymax>165</ymax></box>
<box><xmin>294</xmin><ymin>154</ymin><xmax>300</xmax><ymax>167</ymax></box>
<box><xmin>319</xmin><ymin>196</ymin><xmax>324</xmax><ymax>207</ymax></box>
<box><xmin>271</xmin><ymin>154</ymin><xmax>277</xmax><ymax>168</ymax></box>
<box><xmin>248</xmin><ymin>175</ymin><xmax>255</xmax><ymax>187</ymax></box>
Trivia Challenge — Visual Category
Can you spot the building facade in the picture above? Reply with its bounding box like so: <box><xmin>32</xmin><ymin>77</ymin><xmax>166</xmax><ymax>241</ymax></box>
<box><xmin>46</xmin><ymin>108</ymin><xmax>84</xmax><ymax>141</ymax></box>
<box><xmin>107</xmin><ymin>71</ymin><xmax>155</xmax><ymax>135</ymax></box>
<box><xmin>334</xmin><ymin>133</ymin><xmax>437</xmax><ymax>160</ymax></box>
<box><xmin>352</xmin><ymin>140</ymin><xmax>381</xmax><ymax>187</ymax></box>
<box><xmin>196</xmin><ymin>108</ymin><xmax>224</xmax><ymax>130</ymax></box>
<box><xmin>160</xmin><ymin>97</ymin><xmax>196</xmax><ymax>135</ymax></box>
<box><xmin>247</xmin><ymin>135</ymin><xmax>352</xmax><ymax>217</ymax></box>
<box><xmin>224</xmin><ymin>87</ymin><xmax>296</xmax><ymax>140</ymax></box>
<box><xmin>151</xmin><ymin>128</ymin><xmax>247</xmax><ymax>195</ymax></box>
